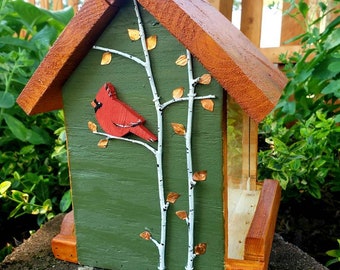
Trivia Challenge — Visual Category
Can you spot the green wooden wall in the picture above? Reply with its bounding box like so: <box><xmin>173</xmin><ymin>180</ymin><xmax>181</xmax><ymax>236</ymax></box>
<box><xmin>62</xmin><ymin>1</ymin><xmax>225</xmax><ymax>269</ymax></box>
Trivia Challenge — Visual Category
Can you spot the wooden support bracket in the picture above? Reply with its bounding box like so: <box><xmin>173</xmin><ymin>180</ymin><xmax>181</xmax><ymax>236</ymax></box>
<box><xmin>51</xmin><ymin>210</ymin><xmax>78</xmax><ymax>263</ymax></box>
<box><xmin>227</xmin><ymin>179</ymin><xmax>281</xmax><ymax>270</ymax></box>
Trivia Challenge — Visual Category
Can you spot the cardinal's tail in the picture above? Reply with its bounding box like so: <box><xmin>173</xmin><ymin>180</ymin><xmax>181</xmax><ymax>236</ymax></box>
<box><xmin>130</xmin><ymin>125</ymin><xmax>157</xmax><ymax>142</ymax></box>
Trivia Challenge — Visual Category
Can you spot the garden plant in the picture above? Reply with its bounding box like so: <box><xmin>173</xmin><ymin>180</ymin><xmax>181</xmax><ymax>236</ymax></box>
<box><xmin>0</xmin><ymin>0</ymin><xmax>73</xmax><ymax>260</ymax></box>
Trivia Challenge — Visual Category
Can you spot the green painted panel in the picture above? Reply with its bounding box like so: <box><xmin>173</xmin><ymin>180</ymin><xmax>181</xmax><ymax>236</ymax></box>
<box><xmin>62</xmin><ymin>1</ymin><xmax>225</xmax><ymax>269</ymax></box>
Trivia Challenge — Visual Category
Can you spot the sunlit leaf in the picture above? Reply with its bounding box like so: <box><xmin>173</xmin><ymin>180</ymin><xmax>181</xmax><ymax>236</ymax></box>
<box><xmin>194</xmin><ymin>243</ymin><xmax>207</xmax><ymax>255</ymax></box>
<box><xmin>0</xmin><ymin>181</ymin><xmax>11</xmax><ymax>196</ymax></box>
<box><xmin>201</xmin><ymin>99</ymin><xmax>214</xmax><ymax>112</ymax></box>
<box><xmin>88</xmin><ymin>121</ymin><xmax>97</xmax><ymax>132</ymax></box>
<box><xmin>171</xmin><ymin>123</ymin><xmax>186</xmax><ymax>136</ymax></box>
<box><xmin>175</xmin><ymin>55</ymin><xmax>187</xmax><ymax>66</ymax></box>
<box><xmin>101</xmin><ymin>52</ymin><xmax>112</xmax><ymax>65</ymax></box>
<box><xmin>140</xmin><ymin>231</ymin><xmax>151</xmax><ymax>240</ymax></box>
<box><xmin>193</xmin><ymin>170</ymin><xmax>207</xmax><ymax>181</ymax></box>
<box><xmin>98</xmin><ymin>139</ymin><xmax>108</xmax><ymax>148</ymax></box>
<box><xmin>172</xmin><ymin>87</ymin><xmax>184</xmax><ymax>99</ymax></box>
<box><xmin>199</xmin><ymin>74</ymin><xmax>211</xmax><ymax>85</ymax></box>
<box><xmin>176</xmin><ymin>210</ymin><xmax>188</xmax><ymax>220</ymax></box>
<box><xmin>146</xmin><ymin>35</ymin><xmax>157</xmax><ymax>50</ymax></box>
<box><xmin>166</xmin><ymin>192</ymin><xmax>180</xmax><ymax>204</ymax></box>
<box><xmin>127</xmin><ymin>28</ymin><xmax>140</xmax><ymax>41</ymax></box>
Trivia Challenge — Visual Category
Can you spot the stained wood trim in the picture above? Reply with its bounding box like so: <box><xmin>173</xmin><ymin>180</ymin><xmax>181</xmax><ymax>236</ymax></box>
<box><xmin>244</xmin><ymin>179</ymin><xmax>281</xmax><ymax>268</ymax></box>
<box><xmin>17</xmin><ymin>0</ymin><xmax>123</xmax><ymax>115</ymax></box>
<box><xmin>51</xmin><ymin>210</ymin><xmax>78</xmax><ymax>263</ymax></box>
<box><xmin>137</xmin><ymin>0</ymin><xmax>287</xmax><ymax>122</ymax></box>
<box><xmin>226</xmin><ymin>258</ymin><xmax>265</xmax><ymax>270</ymax></box>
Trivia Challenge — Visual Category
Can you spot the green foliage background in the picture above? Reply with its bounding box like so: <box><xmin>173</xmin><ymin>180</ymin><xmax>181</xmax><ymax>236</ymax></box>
<box><xmin>0</xmin><ymin>0</ymin><xmax>72</xmax><ymax>251</ymax></box>
<box><xmin>258</xmin><ymin>0</ymin><xmax>340</xmax><ymax>200</ymax></box>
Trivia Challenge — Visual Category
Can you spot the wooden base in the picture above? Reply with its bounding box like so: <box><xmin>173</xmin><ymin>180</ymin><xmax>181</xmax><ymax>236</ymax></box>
<box><xmin>227</xmin><ymin>179</ymin><xmax>281</xmax><ymax>270</ymax></box>
<box><xmin>51</xmin><ymin>210</ymin><xmax>78</xmax><ymax>263</ymax></box>
<box><xmin>51</xmin><ymin>180</ymin><xmax>280</xmax><ymax>269</ymax></box>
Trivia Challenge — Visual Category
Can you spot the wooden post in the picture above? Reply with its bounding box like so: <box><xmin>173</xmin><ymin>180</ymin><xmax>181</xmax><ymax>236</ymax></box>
<box><xmin>208</xmin><ymin>0</ymin><xmax>233</xmax><ymax>20</ymax></box>
<box><xmin>239</xmin><ymin>0</ymin><xmax>263</xmax><ymax>190</ymax></box>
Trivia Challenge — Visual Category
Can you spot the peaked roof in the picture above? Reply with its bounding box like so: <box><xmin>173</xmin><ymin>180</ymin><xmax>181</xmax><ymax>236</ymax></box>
<box><xmin>17</xmin><ymin>0</ymin><xmax>287</xmax><ymax>123</ymax></box>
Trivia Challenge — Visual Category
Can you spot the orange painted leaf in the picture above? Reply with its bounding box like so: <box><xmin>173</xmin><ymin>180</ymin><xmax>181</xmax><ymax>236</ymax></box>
<box><xmin>88</xmin><ymin>121</ymin><xmax>97</xmax><ymax>132</ymax></box>
<box><xmin>171</xmin><ymin>123</ymin><xmax>186</xmax><ymax>136</ymax></box>
<box><xmin>201</xmin><ymin>99</ymin><xmax>214</xmax><ymax>112</ymax></box>
<box><xmin>146</xmin><ymin>35</ymin><xmax>157</xmax><ymax>50</ymax></box>
<box><xmin>194</xmin><ymin>243</ymin><xmax>207</xmax><ymax>255</ymax></box>
<box><xmin>175</xmin><ymin>55</ymin><xmax>187</xmax><ymax>66</ymax></box>
<box><xmin>101</xmin><ymin>52</ymin><xmax>112</xmax><ymax>65</ymax></box>
<box><xmin>127</xmin><ymin>29</ymin><xmax>140</xmax><ymax>41</ymax></box>
<box><xmin>140</xmin><ymin>231</ymin><xmax>151</xmax><ymax>240</ymax></box>
<box><xmin>166</xmin><ymin>192</ymin><xmax>180</xmax><ymax>204</ymax></box>
<box><xmin>193</xmin><ymin>170</ymin><xmax>207</xmax><ymax>181</ymax></box>
<box><xmin>199</xmin><ymin>74</ymin><xmax>212</xmax><ymax>85</ymax></box>
<box><xmin>97</xmin><ymin>139</ymin><xmax>108</xmax><ymax>148</ymax></box>
<box><xmin>176</xmin><ymin>210</ymin><xmax>188</xmax><ymax>220</ymax></box>
<box><xmin>172</xmin><ymin>87</ymin><xmax>184</xmax><ymax>99</ymax></box>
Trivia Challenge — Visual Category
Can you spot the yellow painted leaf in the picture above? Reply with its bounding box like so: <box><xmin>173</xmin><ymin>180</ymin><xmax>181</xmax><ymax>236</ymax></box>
<box><xmin>175</xmin><ymin>55</ymin><xmax>187</xmax><ymax>66</ymax></box>
<box><xmin>172</xmin><ymin>87</ymin><xmax>184</xmax><ymax>99</ymax></box>
<box><xmin>146</xmin><ymin>35</ymin><xmax>157</xmax><ymax>50</ymax></box>
<box><xmin>88</xmin><ymin>121</ymin><xmax>97</xmax><ymax>132</ymax></box>
<box><xmin>195</xmin><ymin>243</ymin><xmax>207</xmax><ymax>255</ymax></box>
<box><xmin>193</xmin><ymin>170</ymin><xmax>207</xmax><ymax>181</ymax></box>
<box><xmin>199</xmin><ymin>74</ymin><xmax>211</xmax><ymax>85</ymax></box>
<box><xmin>176</xmin><ymin>210</ymin><xmax>188</xmax><ymax>220</ymax></box>
<box><xmin>171</xmin><ymin>123</ymin><xmax>186</xmax><ymax>136</ymax></box>
<box><xmin>166</xmin><ymin>192</ymin><xmax>180</xmax><ymax>204</ymax></box>
<box><xmin>98</xmin><ymin>139</ymin><xmax>108</xmax><ymax>148</ymax></box>
<box><xmin>201</xmin><ymin>99</ymin><xmax>214</xmax><ymax>112</ymax></box>
<box><xmin>140</xmin><ymin>231</ymin><xmax>151</xmax><ymax>240</ymax></box>
<box><xmin>127</xmin><ymin>28</ymin><xmax>140</xmax><ymax>41</ymax></box>
<box><xmin>101</xmin><ymin>52</ymin><xmax>112</xmax><ymax>65</ymax></box>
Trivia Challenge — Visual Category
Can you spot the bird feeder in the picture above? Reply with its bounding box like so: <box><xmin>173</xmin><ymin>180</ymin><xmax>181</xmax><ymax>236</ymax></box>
<box><xmin>17</xmin><ymin>0</ymin><xmax>287</xmax><ymax>269</ymax></box>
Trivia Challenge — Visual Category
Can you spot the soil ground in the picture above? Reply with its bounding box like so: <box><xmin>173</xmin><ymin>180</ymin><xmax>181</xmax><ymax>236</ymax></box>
<box><xmin>0</xmin><ymin>213</ymin><xmax>331</xmax><ymax>270</ymax></box>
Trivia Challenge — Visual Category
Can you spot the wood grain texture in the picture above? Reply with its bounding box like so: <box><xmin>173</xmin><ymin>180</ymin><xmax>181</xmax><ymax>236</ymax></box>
<box><xmin>226</xmin><ymin>258</ymin><xmax>265</xmax><ymax>270</ymax></box>
<box><xmin>16</xmin><ymin>0</ymin><xmax>124</xmax><ymax>115</ymax></box>
<box><xmin>51</xmin><ymin>211</ymin><xmax>78</xmax><ymax>263</ymax></box>
<box><xmin>137</xmin><ymin>0</ymin><xmax>287</xmax><ymax>122</ymax></box>
<box><xmin>18</xmin><ymin>0</ymin><xmax>286</xmax><ymax>122</ymax></box>
<box><xmin>244</xmin><ymin>180</ymin><xmax>281</xmax><ymax>268</ymax></box>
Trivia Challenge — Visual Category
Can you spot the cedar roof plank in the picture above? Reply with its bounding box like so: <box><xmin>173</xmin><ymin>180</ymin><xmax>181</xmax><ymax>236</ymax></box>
<box><xmin>137</xmin><ymin>0</ymin><xmax>287</xmax><ymax>122</ymax></box>
<box><xmin>16</xmin><ymin>0</ymin><xmax>123</xmax><ymax>115</ymax></box>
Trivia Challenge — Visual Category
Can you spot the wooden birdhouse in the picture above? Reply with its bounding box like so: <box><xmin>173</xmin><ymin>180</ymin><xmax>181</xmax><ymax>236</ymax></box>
<box><xmin>17</xmin><ymin>0</ymin><xmax>287</xmax><ymax>269</ymax></box>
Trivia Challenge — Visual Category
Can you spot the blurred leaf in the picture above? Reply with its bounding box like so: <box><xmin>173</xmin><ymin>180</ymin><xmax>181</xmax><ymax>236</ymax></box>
<box><xmin>0</xmin><ymin>91</ymin><xmax>15</xmax><ymax>108</ymax></box>
<box><xmin>3</xmin><ymin>113</ymin><xmax>29</xmax><ymax>142</ymax></box>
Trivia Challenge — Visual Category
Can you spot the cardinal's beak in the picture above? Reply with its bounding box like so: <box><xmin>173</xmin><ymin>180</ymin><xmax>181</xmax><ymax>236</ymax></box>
<box><xmin>91</xmin><ymin>100</ymin><xmax>96</xmax><ymax>108</ymax></box>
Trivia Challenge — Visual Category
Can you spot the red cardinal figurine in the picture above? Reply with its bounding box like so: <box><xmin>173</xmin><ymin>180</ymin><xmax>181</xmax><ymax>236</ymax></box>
<box><xmin>91</xmin><ymin>82</ymin><xmax>157</xmax><ymax>142</ymax></box>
